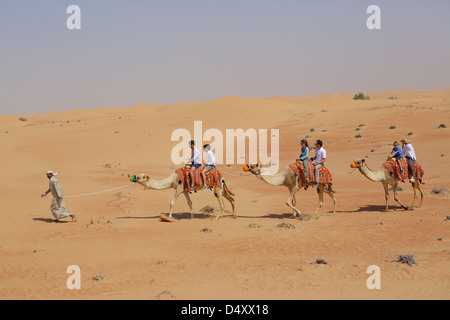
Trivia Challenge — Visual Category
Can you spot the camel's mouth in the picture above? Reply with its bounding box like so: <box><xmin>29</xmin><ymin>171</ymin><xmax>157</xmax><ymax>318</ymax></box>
<box><xmin>350</xmin><ymin>162</ymin><xmax>357</xmax><ymax>168</ymax></box>
<box><xmin>243</xmin><ymin>164</ymin><xmax>250</xmax><ymax>172</ymax></box>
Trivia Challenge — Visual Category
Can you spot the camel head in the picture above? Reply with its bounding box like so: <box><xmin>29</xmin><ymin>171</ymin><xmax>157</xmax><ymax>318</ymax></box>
<box><xmin>350</xmin><ymin>159</ymin><xmax>366</xmax><ymax>169</ymax></box>
<box><xmin>243</xmin><ymin>163</ymin><xmax>262</xmax><ymax>176</ymax></box>
<box><xmin>129</xmin><ymin>173</ymin><xmax>150</xmax><ymax>188</ymax></box>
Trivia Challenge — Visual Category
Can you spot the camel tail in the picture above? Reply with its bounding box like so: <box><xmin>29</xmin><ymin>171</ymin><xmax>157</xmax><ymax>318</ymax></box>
<box><xmin>327</xmin><ymin>184</ymin><xmax>337</xmax><ymax>193</ymax></box>
<box><xmin>222</xmin><ymin>179</ymin><xmax>235</xmax><ymax>196</ymax></box>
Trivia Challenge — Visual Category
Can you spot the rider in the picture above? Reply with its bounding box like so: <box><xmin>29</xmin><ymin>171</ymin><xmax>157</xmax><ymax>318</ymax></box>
<box><xmin>298</xmin><ymin>138</ymin><xmax>310</xmax><ymax>182</ymax></box>
<box><xmin>401</xmin><ymin>138</ymin><xmax>417</xmax><ymax>183</ymax></box>
<box><xmin>312</xmin><ymin>140</ymin><xmax>326</xmax><ymax>188</ymax></box>
<box><xmin>201</xmin><ymin>144</ymin><xmax>216</xmax><ymax>191</ymax></box>
<box><xmin>189</xmin><ymin>140</ymin><xmax>202</xmax><ymax>189</ymax></box>
<box><xmin>388</xmin><ymin>141</ymin><xmax>403</xmax><ymax>173</ymax></box>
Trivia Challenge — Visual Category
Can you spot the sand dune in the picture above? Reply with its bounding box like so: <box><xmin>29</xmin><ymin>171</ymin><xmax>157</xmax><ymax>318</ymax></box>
<box><xmin>0</xmin><ymin>88</ymin><xmax>449</xmax><ymax>300</ymax></box>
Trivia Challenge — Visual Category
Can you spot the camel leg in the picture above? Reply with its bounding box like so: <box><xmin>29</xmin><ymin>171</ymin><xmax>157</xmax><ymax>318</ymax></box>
<box><xmin>409</xmin><ymin>182</ymin><xmax>418</xmax><ymax>210</ymax></box>
<box><xmin>392</xmin><ymin>182</ymin><xmax>408</xmax><ymax>210</ymax></box>
<box><xmin>383</xmin><ymin>183</ymin><xmax>389</xmax><ymax>211</ymax></box>
<box><xmin>286</xmin><ymin>187</ymin><xmax>302</xmax><ymax>218</ymax></box>
<box><xmin>313</xmin><ymin>185</ymin><xmax>324</xmax><ymax>218</ymax></box>
<box><xmin>223</xmin><ymin>191</ymin><xmax>236</xmax><ymax>219</ymax></box>
<box><xmin>417</xmin><ymin>181</ymin><xmax>424</xmax><ymax>208</ymax></box>
<box><xmin>292</xmin><ymin>193</ymin><xmax>297</xmax><ymax>216</ymax></box>
<box><xmin>169</xmin><ymin>187</ymin><xmax>184</xmax><ymax>218</ymax></box>
<box><xmin>213</xmin><ymin>189</ymin><xmax>225</xmax><ymax>221</ymax></box>
<box><xmin>324</xmin><ymin>186</ymin><xmax>337</xmax><ymax>215</ymax></box>
<box><xmin>410</xmin><ymin>180</ymin><xmax>425</xmax><ymax>209</ymax></box>
<box><xmin>183</xmin><ymin>192</ymin><xmax>194</xmax><ymax>219</ymax></box>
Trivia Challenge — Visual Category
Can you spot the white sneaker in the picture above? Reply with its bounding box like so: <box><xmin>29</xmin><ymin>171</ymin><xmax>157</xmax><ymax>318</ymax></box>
<box><xmin>409</xmin><ymin>178</ymin><xmax>415</xmax><ymax>183</ymax></box>
<box><xmin>202</xmin><ymin>185</ymin><xmax>208</xmax><ymax>190</ymax></box>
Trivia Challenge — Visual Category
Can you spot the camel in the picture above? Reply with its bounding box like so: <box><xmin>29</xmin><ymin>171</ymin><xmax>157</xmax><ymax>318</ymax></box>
<box><xmin>129</xmin><ymin>172</ymin><xmax>236</xmax><ymax>221</ymax></box>
<box><xmin>244</xmin><ymin>163</ymin><xmax>337</xmax><ymax>219</ymax></box>
<box><xmin>350</xmin><ymin>159</ymin><xmax>424</xmax><ymax>211</ymax></box>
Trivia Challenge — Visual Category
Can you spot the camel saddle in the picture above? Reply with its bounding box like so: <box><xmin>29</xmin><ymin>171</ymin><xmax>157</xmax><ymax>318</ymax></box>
<box><xmin>289</xmin><ymin>159</ymin><xmax>333</xmax><ymax>186</ymax></box>
<box><xmin>383</xmin><ymin>158</ymin><xmax>409</xmax><ymax>180</ymax></box>
<box><xmin>175</xmin><ymin>165</ymin><xmax>223</xmax><ymax>191</ymax></box>
<box><xmin>410</xmin><ymin>161</ymin><xmax>425</xmax><ymax>180</ymax></box>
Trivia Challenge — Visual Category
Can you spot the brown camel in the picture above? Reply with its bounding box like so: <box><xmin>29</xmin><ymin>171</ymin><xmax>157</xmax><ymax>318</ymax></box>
<box><xmin>244</xmin><ymin>163</ymin><xmax>337</xmax><ymax>219</ymax></box>
<box><xmin>350</xmin><ymin>159</ymin><xmax>424</xmax><ymax>211</ymax></box>
<box><xmin>130</xmin><ymin>172</ymin><xmax>236</xmax><ymax>221</ymax></box>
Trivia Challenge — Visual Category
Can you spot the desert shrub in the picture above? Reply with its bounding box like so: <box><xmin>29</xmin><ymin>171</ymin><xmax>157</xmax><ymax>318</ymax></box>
<box><xmin>353</xmin><ymin>93</ymin><xmax>370</xmax><ymax>100</ymax></box>
<box><xmin>18</xmin><ymin>117</ymin><xmax>27</xmax><ymax>121</ymax></box>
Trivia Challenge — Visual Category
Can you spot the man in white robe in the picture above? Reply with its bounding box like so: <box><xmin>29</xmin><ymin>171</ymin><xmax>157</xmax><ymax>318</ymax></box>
<box><xmin>41</xmin><ymin>171</ymin><xmax>77</xmax><ymax>222</ymax></box>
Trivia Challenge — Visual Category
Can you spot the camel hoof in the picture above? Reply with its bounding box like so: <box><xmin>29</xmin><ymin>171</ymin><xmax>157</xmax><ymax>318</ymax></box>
<box><xmin>160</xmin><ymin>214</ymin><xmax>177</xmax><ymax>222</ymax></box>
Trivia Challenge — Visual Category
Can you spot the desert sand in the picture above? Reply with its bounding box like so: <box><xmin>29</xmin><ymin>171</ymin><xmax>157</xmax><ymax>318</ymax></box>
<box><xmin>0</xmin><ymin>88</ymin><xmax>449</xmax><ymax>300</ymax></box>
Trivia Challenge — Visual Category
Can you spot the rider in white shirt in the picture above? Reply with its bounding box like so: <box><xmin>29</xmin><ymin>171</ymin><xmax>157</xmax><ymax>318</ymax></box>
<box><xmin>313</xmin><ymin>140</ymin><xmax>326</xmax><ymax>188</ymax></box>
<box><xmin>201</xmin><ymin>144</ymin><xmax>216</xmax><ymax>190</ymax></box>
<box><xmin>401</xmin><ymin>138</ymin><xmax>417</xmax><ymax>183</ymax></box>
<box><xmin>189</xmin><ymin>140</ymin><xmax>202</xmax><ymax>189</ymax></box>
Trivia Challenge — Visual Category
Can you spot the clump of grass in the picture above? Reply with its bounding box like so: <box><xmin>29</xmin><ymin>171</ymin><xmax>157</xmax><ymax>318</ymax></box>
<box><xmin>200</xmin><ymin>205</ymin><xmax>215</xmax><ymax>214</ymax></box>
<box><xmin>200</xmin><ymin>228</ymin><xmax>212</xmax><ymax>233</ymax></box>
<box><xmin>353</xmin><ymin>93</ymin><xmax>370</xmax><ymax>100</ymax></box>
<box><xmin>18</xmin><ymin>117</ymin><xmax>27</xmax><ymax>122</ymax></box>
<box><xmin>92</xmin><ymin>275</ymin><xmax>104</xmax><ymax>281</ymax></box>
<box><xmin>388</xmin><ymin>95</ymin><xmax>397</xmax><ymax>99</ymax></box>
<box><xmin>431</xmin><ymin>187</ymin><xmax>448</xmax><ymax>195</ymax></box>
<box><xmin>156</xmin><ymin>290</ymin><xmax>175</xmax><ymax>299</ymax></box>
<box><xmin>438</xmin><ymin>124</ymin><xmax>447</xmax><ymax>128</ymax></box>
<box><xmin>313</xmin><ymin>258</ymin><xmax>328</xmax><ymax>265</ymax></box>
<box><xmin>355</xmin><ymin>134</ymin><xmax>362</xmax><ymax>138</ymax></box>
<box><xmin>389</xmin><ymin>125</ymin><xmax>396</xmax><ymax>129</ymax></box>
<box><xmin>395</xmin><ymin>255</ymin><xmax>417</xmax><ymax>266</ymax></box>
<box><xmin>248</xmin><ymin>223</ymin><xmax>262</xmax><ymax>229</ymax></box>
<box><xmin>276</xmin><ymin>222</ymin><xmax>296</xmax><ymax>230</ymax></box>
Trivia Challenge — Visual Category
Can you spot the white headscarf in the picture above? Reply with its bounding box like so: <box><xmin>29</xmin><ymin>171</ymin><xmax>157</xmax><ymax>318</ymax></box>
<box><xmin>46</xmin><ymin>170</ymin><xmax>58</xmax><ymax>176</ymax></box>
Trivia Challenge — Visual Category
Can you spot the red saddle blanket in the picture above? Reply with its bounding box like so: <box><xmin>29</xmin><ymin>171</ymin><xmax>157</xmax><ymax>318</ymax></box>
<box><xmin>411</xmin><ymin>162</ymin><xmax>425</xmax><ymax>180</ymax></box>
<box><xmin>175</xmin><ymin>166</ymin><xmax>223</xmax><ymax>191</ymax></box>
<box><xmin>289</xmin><ymin>160</ymin><xmax>333</xmax><ymax>185</ymax></box>
<box><xmin>383</xmin><ymin>158</ymin><xmax>408</xmax><ymax>180</ymax></box>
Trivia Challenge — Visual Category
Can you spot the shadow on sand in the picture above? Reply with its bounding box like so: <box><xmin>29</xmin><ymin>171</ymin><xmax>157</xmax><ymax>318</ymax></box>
<box><xmin>32</xmin><ymin>217</ymin><xmax>69</xmax><ymax>224</ymax></box>
<box><xmin>116</xmin><ymin>212</ymin><xmax>212</xmax><ymax>221</ymax></box>
<box><xmin>335</xmin><ymin>204</ymin><xmax>408</xmax><ymax>213</ymax></box>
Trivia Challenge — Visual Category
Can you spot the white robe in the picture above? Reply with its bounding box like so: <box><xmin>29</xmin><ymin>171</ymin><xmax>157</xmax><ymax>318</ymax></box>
<box><xmin>43</xmin><ymin>177</ymin><xmax>72</xmax><ymax>220</ymax></box>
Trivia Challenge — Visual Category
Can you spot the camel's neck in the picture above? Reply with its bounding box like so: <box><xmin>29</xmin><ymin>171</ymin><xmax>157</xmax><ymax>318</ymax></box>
<box><xmin>358</xmin><ymin>163</ymin><xmax>386</xmax><ymax>182</ymax></box>
<box><xmin>256</xmin><ymin>169</ymin><xmax>286</xmax><ymax>186</ymax></box>
<box><xmin>143</xmin><ymin>173</ymin><xmax>176</xmax><ymax>190</ymax></box>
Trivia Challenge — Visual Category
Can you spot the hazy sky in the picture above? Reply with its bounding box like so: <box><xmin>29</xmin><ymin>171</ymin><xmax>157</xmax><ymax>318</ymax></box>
<box><xmin>1</xmin><ymin>0</ymin><xmax>449</xmax><ymax>115</ymax></box>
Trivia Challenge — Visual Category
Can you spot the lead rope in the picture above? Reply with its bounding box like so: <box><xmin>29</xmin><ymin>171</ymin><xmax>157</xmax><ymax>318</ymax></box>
<box><xmin>64</xmin><ymin>184</ymin><xmax>131</xmax><ymax>199</ymax></box>
<box><xmin>328</xmin><ymin>168</ymin><xmax>356</xmax><ymax>175</ymax></box>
